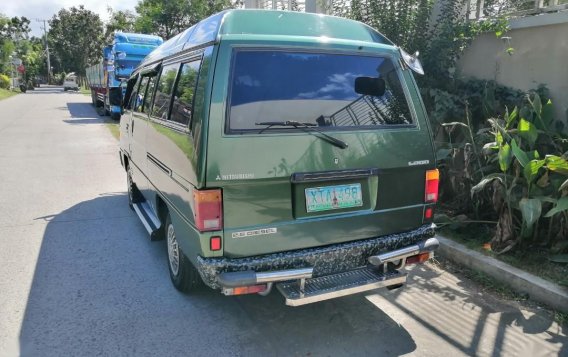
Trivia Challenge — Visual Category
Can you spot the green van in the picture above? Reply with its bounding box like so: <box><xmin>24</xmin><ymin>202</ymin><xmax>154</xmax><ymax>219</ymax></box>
<box><xmin>119</xmin><ymin>9</ymin><xmax>439</xmax><ymax>306</ymax></box>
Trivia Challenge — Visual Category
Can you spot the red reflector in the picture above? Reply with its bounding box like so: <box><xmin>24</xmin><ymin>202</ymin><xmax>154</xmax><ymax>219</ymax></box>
<box><xmin>210</xmin><ymin>236</ymin><xmax>221</xmax><ymax>251</ymax></box>
<box><xmin>194</xmin><ymin>189</ymin><xmax>223</xmax><ymax>232</ymax></box>
<box><xmin>425</xmin><ymin>169</ymin><xmax>439</xmax><ymax>203</ymax></box>
<box><xmin>425</xmin><ymin>208</ymin><xmax>433</xmax><ymax>219</ymax></box>
<box><xmin>229</xmin><ymin>284</ymin><xmax>267</xmax><ymax>295</ymax></box>
<box><xmin>406</xmin><ymin>252</ymin><xmax>431</xmax><ymax>265</ymax></box>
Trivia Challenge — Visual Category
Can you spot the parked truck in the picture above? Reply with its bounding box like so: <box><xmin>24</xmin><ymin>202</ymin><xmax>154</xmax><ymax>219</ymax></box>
<box><xmin>86</xmin><ymin>32</ymin><xmax>163</xmax><ymax>120</ymax></box>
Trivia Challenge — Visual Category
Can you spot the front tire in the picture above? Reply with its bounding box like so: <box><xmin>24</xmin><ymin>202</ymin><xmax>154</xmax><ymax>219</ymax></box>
<box><xmin>165</xmin><ymin>213</ymin><xmax>202</xmax><ymax>293</ymax></box>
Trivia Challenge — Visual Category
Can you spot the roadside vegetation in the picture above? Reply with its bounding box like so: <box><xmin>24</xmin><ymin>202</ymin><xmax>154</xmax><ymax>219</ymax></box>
<box><xmin>325</xmin><ymin>0</ymin><xmax>568</xmax><ymax>277</ymax></box>
<box><xmin>0</xmin><ymin>88</ymin><xmax>18</xmax><ymax>100</ymax></box>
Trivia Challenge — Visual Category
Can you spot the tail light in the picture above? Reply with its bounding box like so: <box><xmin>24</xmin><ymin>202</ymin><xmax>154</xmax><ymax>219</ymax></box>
<box><xmin>223</xmin><ymin>284</ymin><xmax>268</xmax><ymax>296</ymax></box>
<box><xmin>210</xmin><ymin>236</ymin><xmax>222</xmax><ymax>251</ymax></box>
<box><xmin>193</xmin><ymin>189</ymin><xmax>223</xmax><ymax>232</ymax></box>
<box><xmin>406</xmin><ymin>252</ymin><xmax>432</xmax><ymax>265</ymax></box>
<box><xmin>425</xmin><ymin>169</ymin><xmax>439</xmax><ymax>203</ymax></box>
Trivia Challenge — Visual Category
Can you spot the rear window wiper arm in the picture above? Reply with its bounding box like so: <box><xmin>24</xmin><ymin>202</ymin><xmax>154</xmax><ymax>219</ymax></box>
<box><xmin>255</xmin><ymin>121</ymin><xmax>348</xmax><ymax>149</ymax></box>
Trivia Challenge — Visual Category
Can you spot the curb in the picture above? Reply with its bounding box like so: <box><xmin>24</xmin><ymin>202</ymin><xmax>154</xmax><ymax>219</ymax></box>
<box><xmin>436</xmin><ymin>235</ymin><xmax>568</xmax><ymax>313</ymax></box>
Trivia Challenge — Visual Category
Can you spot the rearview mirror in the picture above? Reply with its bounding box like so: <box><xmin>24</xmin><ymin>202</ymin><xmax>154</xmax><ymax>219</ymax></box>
<box><xmin>354</xmin><ymin>77</ymin><xmax>386</xmax><ymax>97</ymax></box>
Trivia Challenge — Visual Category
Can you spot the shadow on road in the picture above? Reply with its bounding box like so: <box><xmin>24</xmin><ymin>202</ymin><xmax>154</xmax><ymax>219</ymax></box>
<box><xmin>18</xmin><ymin>194</ymin><xmax>417</xmax><ymax>356</ymax></box>
<box><xmin>23</xmin><ymin>86</ymin><xmax>82</xmax><ymax>95</ymax></box>
<box><xmin>374</xmin><ymin>263</ymin><xmax>568</xmax><ymax>356</ymax></box>
<box><xmin>62</xmin><ymin>102</ymin><xmax>120</xmax><ymax>126</ymax></box>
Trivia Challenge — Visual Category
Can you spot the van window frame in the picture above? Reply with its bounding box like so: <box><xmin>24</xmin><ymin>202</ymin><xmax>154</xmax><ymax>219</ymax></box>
<box><xmin>149</xmin><ymin>63</ymin><xmax>182</xmax><ymax>122</ymax></box>
<box><xmin>169</xmin><ymin>58</ymin><xmax>203</xmax><ymax>128</ymax></box>
<box><xmin>147</xmin><ymin>55</ymin><xmax>204</xmax><ymax>133</ymax></box>
<box><xmin>224</xmin><ymin>48</ymin><xmax>419</xmax><ymax>136</ymax></box>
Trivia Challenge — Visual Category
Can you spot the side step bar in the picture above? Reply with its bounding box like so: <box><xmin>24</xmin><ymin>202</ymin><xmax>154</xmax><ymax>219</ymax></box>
<box><xmin>132</xmin><ymin>201</ymin><xmax>162</xmax><ymax>240</ymax></box>
<box><xmin>276</xmin><ymin>267</ymin><xmax>406</xmax><ymax>306</ymax></box>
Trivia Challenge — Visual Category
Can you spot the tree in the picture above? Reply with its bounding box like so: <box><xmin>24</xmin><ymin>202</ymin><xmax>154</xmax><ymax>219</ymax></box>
<box><xmin>48</xmin><ymin>6</ymin><xmax>104</xmax><ymax>75</ymax></box>
<box><xmin>104</xmin><ymin>7</ymin><xmax>137</xmax><ymax>43</ymax></box>
<box><xmin>134</xmin><ymin>0</ymin><xmax>233</xmax><ymax>40</ymax></box>
<box><xmin>0</xmin><ymin>15</ymin><xmax>32</xmax><ymax>75</ymax></box>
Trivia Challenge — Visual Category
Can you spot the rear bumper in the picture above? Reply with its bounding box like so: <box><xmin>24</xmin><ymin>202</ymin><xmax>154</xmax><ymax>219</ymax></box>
<box><xmin>196</xmin><ymin>223</ymin><xmax>436</xmax><ymax>289</ymax></box>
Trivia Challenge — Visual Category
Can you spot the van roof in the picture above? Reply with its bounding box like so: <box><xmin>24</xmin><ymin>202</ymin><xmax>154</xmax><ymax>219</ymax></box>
<box><xmin>138</xmin><ymin>9</ymin><xmax>392</xmax><ymax>69</ymax></box>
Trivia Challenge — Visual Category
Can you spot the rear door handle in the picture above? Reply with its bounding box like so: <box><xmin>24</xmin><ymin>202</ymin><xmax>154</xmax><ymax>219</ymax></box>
<box><xmin>131</xmin><ymin>120</ymin><xmax>134</xmax><ymax>134</ymax></box>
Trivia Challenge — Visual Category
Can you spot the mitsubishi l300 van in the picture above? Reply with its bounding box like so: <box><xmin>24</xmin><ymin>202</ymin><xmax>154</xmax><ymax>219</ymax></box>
<box><xmin>119</xmin><ymin>9</ymin><xmax>439</xmax><ymax>306</ymax></box>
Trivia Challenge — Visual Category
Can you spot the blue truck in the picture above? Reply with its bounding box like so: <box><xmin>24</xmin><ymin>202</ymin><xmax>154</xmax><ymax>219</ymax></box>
<box><xmin>86</xmin><ymin>32</ymin><xmax>163</xmax><ymax>120</ymax></box>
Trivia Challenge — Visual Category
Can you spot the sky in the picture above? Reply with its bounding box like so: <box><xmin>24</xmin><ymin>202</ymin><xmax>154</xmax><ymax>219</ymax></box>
<box><xmin>0</xmin><ymin>0</ymin><xmax>140</xmax><ymax>37</ymax></box>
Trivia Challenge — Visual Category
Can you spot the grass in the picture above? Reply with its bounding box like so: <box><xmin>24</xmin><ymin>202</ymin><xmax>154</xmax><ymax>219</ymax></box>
<box><xmin>438</xmin><ymin>224</ymin><xmax>568</xmax><ymax>287</ymax></box>
<box><xmin>105</xmin><ymin>121</ymin><xmax>120</xmax><ymax>140</ymax></box>
<box><xmin>79</xmin><ymin>86</ymin><xmax>91</xmax><ymax>96</ymax></box>
<box><xmin>0</xmin><ymin>88</ymin><xmax>19</xmax><ymax>100</ymax></box>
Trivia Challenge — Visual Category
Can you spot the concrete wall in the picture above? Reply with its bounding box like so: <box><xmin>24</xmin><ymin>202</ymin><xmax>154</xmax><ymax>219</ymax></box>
<box><xmin>458</xmin><ymin>12</ymin><xmax>568</xmax><ymax>123</ymax></box>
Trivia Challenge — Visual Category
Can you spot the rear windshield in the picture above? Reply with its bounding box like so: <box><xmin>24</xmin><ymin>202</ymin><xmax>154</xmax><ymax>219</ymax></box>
<box><xmin>227</xmin><ymin>50</ymin><xmax>413</xmax><ymax>133</ymax></box>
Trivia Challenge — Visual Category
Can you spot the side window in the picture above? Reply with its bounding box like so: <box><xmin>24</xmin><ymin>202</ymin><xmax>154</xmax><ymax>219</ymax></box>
<box><xmin>142</xmin><ymin>75</ymin><xmax>158</xmax><ymax>113</ymax></box>
<box><xmin>134</xmin><ymin>77</ymin><xmax>149</xmax><ymax>113</ymax></box>
<box><xmin>170</xmin><ymin>60</ymin><xmax>201</xmax><ymax>126</ymax></box>
<box><xmin>151</xmin><ymin>64</ymin><xmax>179</xmax><ymax>120</ymax></box>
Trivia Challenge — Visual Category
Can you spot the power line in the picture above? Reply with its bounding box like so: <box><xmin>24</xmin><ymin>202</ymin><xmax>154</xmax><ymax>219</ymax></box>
<box><xmin>35</xmin><ymin>19</ymin><xmax>51</xmax><ymax>84</ymax></box>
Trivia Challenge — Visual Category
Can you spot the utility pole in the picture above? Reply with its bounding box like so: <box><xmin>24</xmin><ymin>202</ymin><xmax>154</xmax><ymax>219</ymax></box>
<box><xmin>36</xmin><ymin>19</ymin><xmax>51</xmax><ymax>84</ymax></box>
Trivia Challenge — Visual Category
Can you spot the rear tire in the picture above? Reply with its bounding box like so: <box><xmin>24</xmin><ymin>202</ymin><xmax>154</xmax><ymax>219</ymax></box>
<box><xmin>165</xmin><ymin>213</ymin><xmax>202</xmax><ymax>293</ymax></box>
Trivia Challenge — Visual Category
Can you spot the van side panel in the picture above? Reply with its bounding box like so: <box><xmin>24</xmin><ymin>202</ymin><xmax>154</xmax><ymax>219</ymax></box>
<box><xmin>145</xmin><ymin>46</ymin><xmax>223</xmax><ymax>260</ymax></box>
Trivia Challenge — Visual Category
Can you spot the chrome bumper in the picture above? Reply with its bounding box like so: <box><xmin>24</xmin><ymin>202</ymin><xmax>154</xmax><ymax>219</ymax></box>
<box><xmin>368</xmin><ymin>237</ymin><xmax>439</xmax><ymax>267</ymax></box>
<box><xmin>217</xmin><ymin>267</ymin><xmax>314</xmax><ymax>287</ymax></box>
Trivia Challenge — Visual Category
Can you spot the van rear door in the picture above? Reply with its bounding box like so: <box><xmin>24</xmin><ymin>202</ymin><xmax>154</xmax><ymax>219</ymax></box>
<box><xmin>206</xmin><ymin>45</ymin><xmax>435</xmax><ymax>258</ymax></box>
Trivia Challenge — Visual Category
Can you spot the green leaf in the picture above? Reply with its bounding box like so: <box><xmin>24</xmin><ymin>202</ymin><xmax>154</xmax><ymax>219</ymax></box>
<box><xmin>548</xmin><ymin>254</ymin><xmax>568</xmax><ymax>264</ymax></box>
<box><xmin>498</xmin><ymin>143</ymin><xmax>512</xmax><ymax>172</ymax></box>
<box><xmin>505</xmin><ymin>107</ymin><xmax>518</xmax><ymax>129</ymax></box>
<box><xmin>511</xmin><ymin>139</ymin><xmax>529</xmax><ymax>167</ymax></box>
<box><xmin>541</xmin><ymin>99</ymin><xmax>554</xmax><ymax>128</ymax></box>
<box><xmin>523</xmin><ymin>159</ymin><xmax>545</xmax><ymax>183</ymax></box>
<box><xmin>527</xmin><ymin>150</ymin><xmax>540</xmax><ymax>160</ymax></box>
<box><xmin>471</xmin><ymin>173</ymin><xmax>504</xmax><ymax>197</ymax></box>
<box><xmin>545</xmin><ymin>155</ymin><xmax>568</xmax><ymax>175</ymax></box>
<box><xmin>488</xmin><ymin>118</ymin><xmax>510</xmax><ymax>142</ymax></box>
<box><xmin>534</xmin><ymin>195</ymin><xmax>557</xmax><ymax>204</ymax></box>
<box><xmin>544</xmin><ymin>196</ymin><xmax>568</xmax><ymax>217</ymax></box>
<box><xmin>519</xmin><ymin>198</ymin><xmax>541</xmax><ymax>230</ymax></box>
<box><xmin>532</xmin><ymin>93</ymin><xmax>542</xmax><ymax>118</ymax></box>
<box><xmin>559</xmin><ymin>179</ymin><xmax>568</xmax><ymax>192</ymax></box>
<box><xmin>518</xmin><ymin>118</ymin><xmax>538</xmax><ymax>146</ymax></box>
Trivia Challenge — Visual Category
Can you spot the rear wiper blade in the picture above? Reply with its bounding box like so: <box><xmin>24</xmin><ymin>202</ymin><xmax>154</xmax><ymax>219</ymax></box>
<box><xmin>255</xmin><ymin>121</ymin><xmax>348</xmax><ymax>149</ymax></box>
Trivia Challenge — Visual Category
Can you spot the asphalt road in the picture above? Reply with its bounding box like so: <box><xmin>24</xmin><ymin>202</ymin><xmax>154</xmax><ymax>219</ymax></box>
<box><xmin>0</xmin><ymin>86</ymin><xmax>566</xmax><ymax>357</ymax></box>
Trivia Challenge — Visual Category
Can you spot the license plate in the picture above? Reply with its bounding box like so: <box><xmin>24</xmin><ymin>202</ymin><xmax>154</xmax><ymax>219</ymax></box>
<box><xmin>305</xmin><ymin>183</ymin><xmax>363</xmax><ymax>213</ymax></box>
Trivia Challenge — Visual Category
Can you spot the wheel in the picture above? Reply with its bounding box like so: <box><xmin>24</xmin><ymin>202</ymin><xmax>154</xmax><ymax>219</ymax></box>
<box><xmin>127</xmin><ymin>164</ymin><xmax>142</xmax><ymax>210</ymax></box>
<box><xmin>165</xmin><ymin>212</ymin><xmax>202</xmax><ymax>293</ymax></box>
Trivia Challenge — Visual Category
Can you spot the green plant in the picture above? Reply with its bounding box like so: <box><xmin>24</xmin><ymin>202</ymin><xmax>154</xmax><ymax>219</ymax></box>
<box><xmin>471</xmin><ymin>93</ymin><xmax>568</xmax><ymax>253</ymax></box>
<box><xmin>0</xmin><ymin>74</ymin><xmax>9</xmax><ymax>89</ymax></box>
